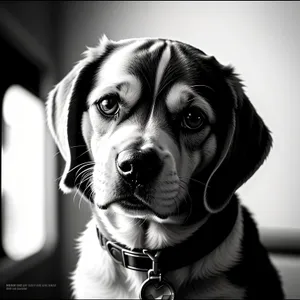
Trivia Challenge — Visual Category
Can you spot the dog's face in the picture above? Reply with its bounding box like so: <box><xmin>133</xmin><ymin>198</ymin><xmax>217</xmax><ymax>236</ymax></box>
<box><xmin>47</xmin><ymin>36</ymin><xmax>272</xmax><ymax>226</ymax></box>
<box><xmin>85</xmin><ymin>39</ymin><xmax>219</xmax><ymax>222</ymax></box>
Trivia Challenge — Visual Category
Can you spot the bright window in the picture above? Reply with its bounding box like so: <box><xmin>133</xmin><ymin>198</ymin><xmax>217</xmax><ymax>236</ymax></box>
<box><xmin>2</xmin><ymin>85</ymin><xmax>46</xmax><ymax>261</ymax></box>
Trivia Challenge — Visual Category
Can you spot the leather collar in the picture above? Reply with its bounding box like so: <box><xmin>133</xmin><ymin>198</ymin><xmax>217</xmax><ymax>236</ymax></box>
<box><xmin>96</xmin><ymin>197</ymin><xmax>239</xmax><ymax>273</ymax></box>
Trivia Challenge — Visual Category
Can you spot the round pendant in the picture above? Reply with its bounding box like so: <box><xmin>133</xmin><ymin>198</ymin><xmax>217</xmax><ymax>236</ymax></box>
<box><xmin>140</xmin><ymin>277</ymin><xmax>175</xmax><ymax>300</ymax></box>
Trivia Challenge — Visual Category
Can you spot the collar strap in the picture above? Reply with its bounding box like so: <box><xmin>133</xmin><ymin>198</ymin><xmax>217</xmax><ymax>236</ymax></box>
<box><xmin>97</xmin><ymin>197</ymin><xmax>239</xmax><ymax>273</ymax></box>
<box><xmin>97</xmin><ymin>229</ymin><xmax>154</xmax><ymax>272</ymax></box>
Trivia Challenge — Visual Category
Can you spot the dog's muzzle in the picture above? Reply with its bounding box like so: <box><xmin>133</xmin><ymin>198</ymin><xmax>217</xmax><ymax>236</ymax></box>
<box><xmin>116</xmin><ymin>147</ymin><xmax>163</xmax><ymax>187</ymax></box>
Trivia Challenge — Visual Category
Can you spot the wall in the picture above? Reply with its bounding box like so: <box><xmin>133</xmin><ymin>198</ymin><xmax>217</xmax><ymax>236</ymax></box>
<box><xmin>0</xmin><ymin>1</ymin><xmax>55</xmax><ymax>54</ymax></box>
<box><xmin>54</xmin><ymin>1</ymin><xmax>300</xmax><ymax>297</ymax></box>
<box><xmin>0</xmin><ymin>1</ymin><xmax>61</xmax><ymax>298</ymax></box>
<box><xmin>0</xmin><ymin>3</ymin><xmax>92</xmax><ymax>297</ymax></box>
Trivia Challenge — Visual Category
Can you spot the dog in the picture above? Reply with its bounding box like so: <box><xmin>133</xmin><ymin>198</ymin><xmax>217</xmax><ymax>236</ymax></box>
<box><xmin>46</xmin><ymin>36</ymin><xmax>284</xmax><ymax>299</ymax></box>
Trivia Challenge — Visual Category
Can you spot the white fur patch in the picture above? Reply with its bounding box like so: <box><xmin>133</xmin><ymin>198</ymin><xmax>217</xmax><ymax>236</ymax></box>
<box><xmin>148</xmin><ymin>40</ymin><xmax>165</xmax><ymax>53</ymax></box>
<box><xmin>153</xmin><ymin>41</ymin><xmax>171</xmax><ymax>99</ymax></box>
<box><xmin>147</xmin><ymin>41</ymin><xmax>171</xmax><ymax>121</ymax></box>
<box><xmin>166</xmin><ymin>82</ymin><xmax>216</xmax><ymax>123</ymax></box>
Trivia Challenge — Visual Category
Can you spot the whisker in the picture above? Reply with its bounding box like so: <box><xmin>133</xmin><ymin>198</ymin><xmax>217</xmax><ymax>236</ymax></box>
<box><xmin>69</xmin><ymin>145</ymin><xmax>88</xmax><ymax>149</ymax></box>
<box><xmin>74</xmin><ymin>162</ymin><xmax>95</xmax><ymax>176</ymax></box>
<box><xmin>54</xmin><ymin>162</ymin><xmax>95</xmax><ymax>185</ymax></box>
<box><xmin>76</xmin><ymin>167</ymin><xmax>94</xmax><ymax>182</ymax></box>
<box><xmin>73</xmin><ymin>168</ymin><xmax>93</xmax><ymax>207</ymax></box>
<box><xmin>53</xmin><ymin>144</ymin><xmax>90</xmax><ymax>159</ymax></box>
<box><xmin>75</xmin><ymin>147</ymin><xmax>93</xmax><ymax>160</ymax></box>
<box><xmin>78</xmin><ymin>175</ymin><xmax>93</xmax><ymax>208</ymax></box>
<box><xmin>53</xmin><ymin>151</ymin><xmax>61</xmax><ymax>158</ymax></box>
<box><xmin>79</xmin><ymin>179</ymin><xmax>94</xmax><ymax>209</ymax></box>
<box><xmin>76</xmin><ymin>169</ymin><xmax>93</xmax><ymax>186</ymax></box>
<box><xmin>137</xmin><ymin>218</ymin><xmax>148</xmax><ymax>227</ymax></box>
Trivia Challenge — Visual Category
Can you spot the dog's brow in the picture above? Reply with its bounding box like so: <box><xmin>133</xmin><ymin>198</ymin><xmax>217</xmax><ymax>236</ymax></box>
<box><xmin>116</xmin><ymin>82</ymin><xmax>129</xmax><ymax>92</ymax></box>
<box><xmin>87</xmin><ymin>76</ymin><xmax>142</xmax><ymax>108</ymax></box>
<box><xmin>166</xmin><ymin>83</ymin><xmax>216</xmax><ymax>123</ymax></box>
<box><xmin>87</xmin><ymin>40</ymin><xmax>147</xmax><ymax>101</ymax></box>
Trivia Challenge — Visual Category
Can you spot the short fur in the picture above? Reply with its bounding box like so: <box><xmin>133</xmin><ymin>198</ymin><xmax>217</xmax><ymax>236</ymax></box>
<box><xmin>46</xmin><ymin>36</ymin><xmax>284</xmax><ymax>299</ymax></box>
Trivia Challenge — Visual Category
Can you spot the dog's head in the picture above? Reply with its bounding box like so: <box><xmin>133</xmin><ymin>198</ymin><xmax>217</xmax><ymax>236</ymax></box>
<box><xmin>47</xmin><ymin>36</ymin><xmax>272</xmax><ymax>224</ymax></box>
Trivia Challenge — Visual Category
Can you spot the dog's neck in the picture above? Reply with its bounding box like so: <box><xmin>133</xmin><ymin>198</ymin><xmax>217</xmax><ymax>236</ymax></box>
<box><xmin>93</xmin><ymin>209</ymin><xmax>208</xmax><ymax>251</ymax></box>
<box><xmin>92</xmin><ymin>196</ymin><xmax>239</xmax><ymax>261</ymax></box>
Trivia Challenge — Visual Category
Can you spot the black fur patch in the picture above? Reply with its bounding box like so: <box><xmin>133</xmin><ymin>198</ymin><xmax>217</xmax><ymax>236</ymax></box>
<box><xmin>225</xmin><ymin>203</ymin><xmax>285</xmax><ymax>299</ymax></box>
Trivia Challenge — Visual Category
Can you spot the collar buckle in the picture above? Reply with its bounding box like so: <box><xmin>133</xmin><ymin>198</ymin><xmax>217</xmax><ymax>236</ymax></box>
<box><xmin>98</xmin><ymin>230</ymin><xmax>152</xmax><ymax>272</ymax></box>
<box><xmin>108</xmin><ymin>241</ymin><xmax>148</xmax><ymax>271</ymax></box>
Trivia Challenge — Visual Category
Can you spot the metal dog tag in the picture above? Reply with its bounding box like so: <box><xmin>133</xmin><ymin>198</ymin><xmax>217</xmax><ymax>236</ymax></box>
<box><xmin>140</xmin><ymin>250</ymin><xmax>175</xmax><ymax>300</ymax></box>
<box><xmin>140</xmin><ymin>272</ymin><xmax>175</xmax><ymax>300</ymax></box>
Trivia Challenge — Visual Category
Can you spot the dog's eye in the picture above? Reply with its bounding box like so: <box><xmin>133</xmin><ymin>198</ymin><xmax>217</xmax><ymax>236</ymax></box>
<box><xmin>96</xmin><ymin>94</ymin><xmax>120</xmax><ymax>116</ymax></box>
<box><xmin>182</xmin><ymin>106</ymin><xmax>205</xmax><ymax>130</ymax></box>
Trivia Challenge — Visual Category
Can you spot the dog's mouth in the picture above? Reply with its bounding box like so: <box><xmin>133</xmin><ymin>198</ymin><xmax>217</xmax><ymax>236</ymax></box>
<box><xmin>97</xmin><ymin>195</ymin><xmax>170</xmax><ymax>219</ymax></box>
<box><xmin>97</xmin><ymin>194</ymin><xmax>150</xmax><ymax>210</ymax></box>
<box><xmin>118</xmin><ymin>197</ymin><xmax>147</xmax><ymax>210</ymax></box>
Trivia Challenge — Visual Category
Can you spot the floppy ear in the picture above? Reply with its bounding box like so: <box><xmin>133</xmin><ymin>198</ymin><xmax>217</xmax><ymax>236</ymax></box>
<box><xmin>203</xmin><ymin>66</ymin><xmax>272</xmax><ymax>213</ymax></box>
<box><xmin>46</xmin><ymin>36</ymin><xmax>110</xmax><ymax>199</ymax></box>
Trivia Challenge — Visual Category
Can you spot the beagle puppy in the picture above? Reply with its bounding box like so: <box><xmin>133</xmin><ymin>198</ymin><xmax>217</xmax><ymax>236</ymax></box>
<box><xmin>47</xmin><ymin>36</ymin><xmax>284</xmax><ymax>299</ymax></box>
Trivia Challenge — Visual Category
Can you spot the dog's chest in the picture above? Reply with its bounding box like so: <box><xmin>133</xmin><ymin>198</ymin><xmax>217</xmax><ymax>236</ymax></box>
<box><xmin>71</xmin><ymin>221</ymin><xmax>245</xmax><ymax>299</ymax></box>
<box><xmin>72</xmin><ymin>254</ymin><xmax>245</xmax><ymax>299</ymax></box>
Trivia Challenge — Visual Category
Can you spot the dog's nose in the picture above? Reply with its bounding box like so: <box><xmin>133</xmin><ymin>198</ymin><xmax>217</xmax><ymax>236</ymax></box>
<box><xmin>116</xmin><ymin>148</ymin><xmax>163</xmax><ymax>185</ymax></box>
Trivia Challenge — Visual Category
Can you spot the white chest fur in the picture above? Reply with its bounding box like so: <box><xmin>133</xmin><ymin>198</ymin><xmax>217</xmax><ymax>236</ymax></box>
<box><xmin>70</xmin><ymin>206</ymin><xmax>245</xmax><ymax>299</ymax></box>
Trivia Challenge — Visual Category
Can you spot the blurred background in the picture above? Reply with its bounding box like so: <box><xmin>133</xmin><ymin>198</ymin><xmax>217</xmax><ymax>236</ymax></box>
<box><xmin>0</xmin><ymin>1</ymin><xmax>300</xmax><ymax>299</ymax></box>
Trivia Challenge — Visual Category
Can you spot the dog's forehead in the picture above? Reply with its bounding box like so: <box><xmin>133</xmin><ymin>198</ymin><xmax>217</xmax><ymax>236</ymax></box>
<box><xmin>90</xmin><ymin>38</ymin><xmax>216</xmax><ymax>108</ymax></box>
<box><xmin>95</xmin><ymin>39</ymin><xmax>170</xmax><ymax>97</ymax></box>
